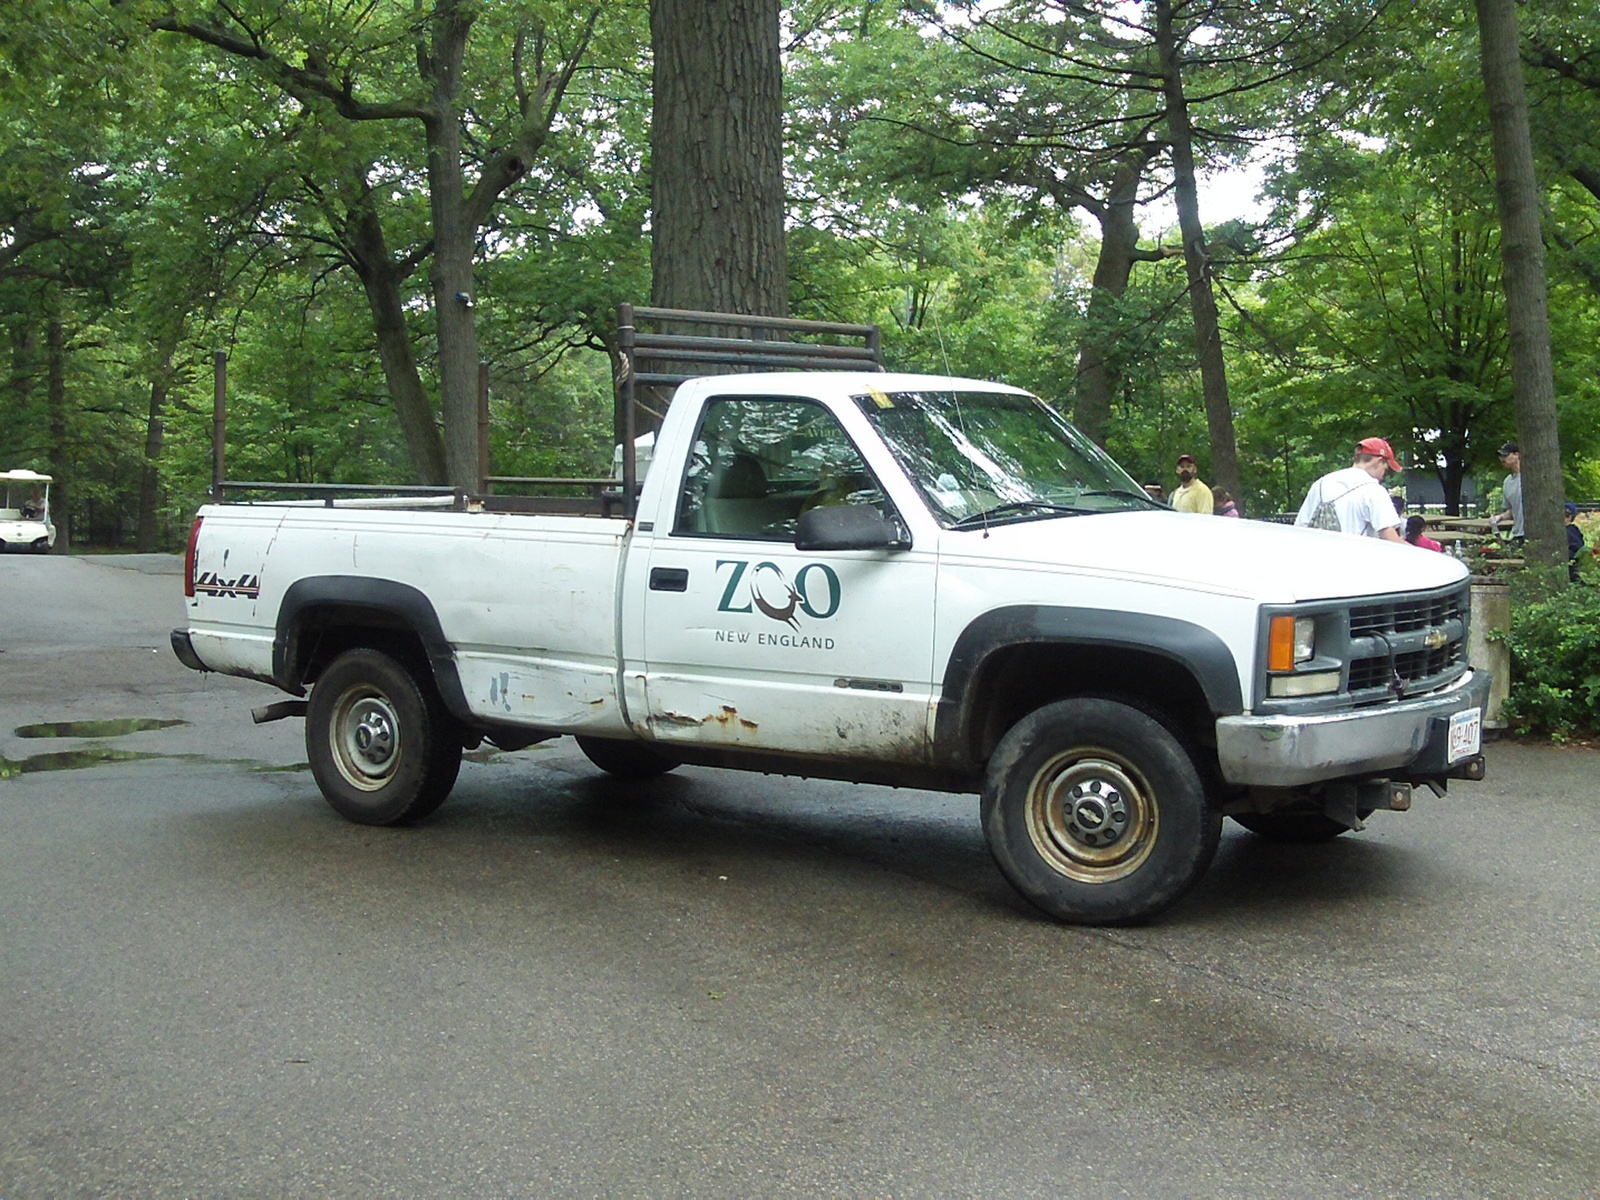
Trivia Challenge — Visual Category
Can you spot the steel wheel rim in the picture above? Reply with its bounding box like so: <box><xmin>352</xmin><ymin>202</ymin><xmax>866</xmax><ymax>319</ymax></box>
<box><xmin>1023</xmin><ymin>749</ymin><xmax>1158</xmax><ymax>883</ymax></box>
<box><xmin>329</xmin><ymin>684</ymin><xmax>401</xmax><ymax>792</ymax></box>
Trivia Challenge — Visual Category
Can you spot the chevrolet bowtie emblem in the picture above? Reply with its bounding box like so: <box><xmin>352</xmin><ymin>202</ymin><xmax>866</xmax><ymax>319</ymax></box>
<box><xmin>1424</xmin><ymin>628</ymin><xmax>1448</xmax><ymax>650</ymax></box>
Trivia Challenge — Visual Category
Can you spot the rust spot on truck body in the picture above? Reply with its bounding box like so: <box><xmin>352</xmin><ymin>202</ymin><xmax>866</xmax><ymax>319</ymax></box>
<box><xmin>712</xmin><ymin>705</ymin><xmax>759</xmax><ymax>732</ymax></box>
<box><xmin>650</xmin><ymin>705</ymin><xmax>759</xmax><ymax>736</ymax></box>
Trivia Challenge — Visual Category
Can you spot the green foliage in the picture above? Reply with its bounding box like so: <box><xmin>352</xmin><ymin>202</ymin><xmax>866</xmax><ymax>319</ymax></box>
<box><xmin>2</xmin><ymin>0</ymin><xmax>1598</xmax><ymax>549</ymax></box>
<box><xmin>1500</xmin><ymin>577</ymin><xmax>1600</xmax><ymax>738</ymax></box>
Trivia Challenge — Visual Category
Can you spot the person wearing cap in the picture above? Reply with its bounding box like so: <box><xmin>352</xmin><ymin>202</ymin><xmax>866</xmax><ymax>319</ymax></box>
<box><xmin>1491</xmin><ymin>441</ymin><xmax>1523</xmax><ymax>541</ymax></box>
<box><xmin>1293</xmin><ymin>437</ymin><xmax>1406</xmax><ymax>541</ymax></box>
<box><xmin>1169</xmin><ymin>453</ymin><xmax>1214</xmax><ymax>514</ymax></box>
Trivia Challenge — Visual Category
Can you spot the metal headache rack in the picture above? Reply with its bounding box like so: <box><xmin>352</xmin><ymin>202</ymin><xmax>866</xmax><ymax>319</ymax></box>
<box><xmin>615</xmin><ymin>304</ymin><xmax>883</xmax><ymax>519</ymax></box>
<box><xmin>207</xmin><ymin>305</ymin><xmax>884</xmax><ymax>521</ymax></box>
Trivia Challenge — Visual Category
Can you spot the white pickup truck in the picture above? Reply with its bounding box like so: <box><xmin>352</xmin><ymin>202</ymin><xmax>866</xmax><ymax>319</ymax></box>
<box><xmin>172</xmin><ymin>349</ymin><xmax>1488</xmax><ymax>924</ymax></box>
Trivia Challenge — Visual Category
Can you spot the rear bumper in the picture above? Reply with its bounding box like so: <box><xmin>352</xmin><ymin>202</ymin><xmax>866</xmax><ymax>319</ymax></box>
<box><xmin>1215</xmin><ymin>668</ymin><xmax>1491</xmax><ymax>788</ymax></box>
<box><xmin>170</xmin><ymin>628</ymin><xmax>210</xmax><ymax>673</ymax></box>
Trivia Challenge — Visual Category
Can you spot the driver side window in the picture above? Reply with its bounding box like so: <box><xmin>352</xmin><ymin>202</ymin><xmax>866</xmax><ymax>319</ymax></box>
<box><xmin>676</xmin><ymin>397</ymin><xmax>885</xmax><ymax>540</ymax></box>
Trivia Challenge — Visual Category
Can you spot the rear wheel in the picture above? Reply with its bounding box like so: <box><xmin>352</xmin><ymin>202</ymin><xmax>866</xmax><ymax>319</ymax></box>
<box><xmin>982</xmin><ymin>698</ymin><xmax>1220</xmax><ymax>925</ymax></box>
<box><xmin>575</xmin><ymin>736</ymin><xmax>679</xmax><ymax>780</ymax></box>
<box><xmin>306</xmin><ymin>648</ymin><xmax>461</xmax><ymax>825</ymax></box>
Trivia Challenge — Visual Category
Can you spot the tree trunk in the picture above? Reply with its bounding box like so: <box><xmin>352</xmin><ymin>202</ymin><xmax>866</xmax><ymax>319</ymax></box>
<box><xmin>8</xmin><ymin>322</ymin><xmax>37</xmax><ymax>425</ymax></box>
<box><xmin>359</xmin><ymin>261</ymin><xmax>450</xmax><ymax>486</ymax></box>
<box><xmin>45</xmin><ymin>300</ymin><xmax>68</xmax><ymax>549</ymax></box>
<box><xmin>650</xmin><ymin>0</ymin><xmax>787</xmax><ymax>317</ymax></box>
<box><xmin>143</xmin><ymin>2</ymin><xmax>602</xmax><ymax>495</ymax></box>
<box><xmin>1073</xmin><ymin>151</ymin><xmax>1160</xmax><ymax>446</ymax></box>
<box><xmin>1475</xmin><ymin>0</ymin><xmax>1565</xmax><ymax>574</ymax></box>
<box><xmin>426</xmin><ymin>1</ymin><xmax>483</xmax><ymax>492</ymax></box>
<box><xmin>344</xmin><ymin>197</ymin><xmax>449</xmax><ymax>485</ymax></box>
<box><xmin>136</xmin><ymin>372</ymin><xmax>167</xmax><ymax>552</ymax></box>
<box><xmin>1154</xmin><ymin>0</ymin><xmax>1241</xmax><ymax>502</ymax></box>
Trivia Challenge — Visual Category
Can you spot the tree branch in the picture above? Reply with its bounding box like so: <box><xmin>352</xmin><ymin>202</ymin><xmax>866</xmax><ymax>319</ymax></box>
<box><xmin>142</xmin><ymin>6</ymin><xmax>433</xmax><ymax>122</ymax></box>
<box><xmin>462</xmin><ymin>6</ymin><xmax>601</xmax><ymax>233</ymax></box>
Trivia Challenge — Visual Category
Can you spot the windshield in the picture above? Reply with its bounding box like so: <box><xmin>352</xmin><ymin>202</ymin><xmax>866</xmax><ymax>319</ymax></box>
<box><xmin>853</xmin><ymin>388</ymin><xmax>1159</xmax><ymax>528</ymax></box>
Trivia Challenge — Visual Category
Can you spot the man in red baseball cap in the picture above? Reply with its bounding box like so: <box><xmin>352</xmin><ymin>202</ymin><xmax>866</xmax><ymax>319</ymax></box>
<box><xmin>1356</xmin><ymin>437</ymin><xmax>1402</xmax><ymax>472</ymax></box>
<box><xmin>1293</xmin><ymin>437</ymin><xmax>1405</xmax><ymax>541</ymax></box>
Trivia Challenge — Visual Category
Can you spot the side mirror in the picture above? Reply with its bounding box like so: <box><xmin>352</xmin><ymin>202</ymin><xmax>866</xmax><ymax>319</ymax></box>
<box><xmin>795</xmin><ymin>503</ymin><xmax>906</xmax><ymax>552</ymax></box>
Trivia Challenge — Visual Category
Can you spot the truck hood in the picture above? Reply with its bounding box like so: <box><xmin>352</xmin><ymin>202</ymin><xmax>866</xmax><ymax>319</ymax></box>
<box><xmin>940</xmin><ymin>511</ymin><xmax>1469</xmax><ymax>604</ymax></box>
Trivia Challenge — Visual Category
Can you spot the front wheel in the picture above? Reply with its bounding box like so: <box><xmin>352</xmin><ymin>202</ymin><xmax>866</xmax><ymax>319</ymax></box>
<box><xmin>982</xmin><ymin>698</ymin><xmax>1220</xmax><ymax>925</ymax></box>
<box><xmin>306</xmin><ymin>648</ymin><xmax>462</xmax><ymax>825</ymax></box>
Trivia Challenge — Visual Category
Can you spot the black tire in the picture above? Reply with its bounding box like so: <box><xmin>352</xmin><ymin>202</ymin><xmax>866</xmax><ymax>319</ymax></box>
<box><xmin>32</xmin><ymin>538</ymin><xmax>51</xmax><ymax>554</ymax></box>
<box><xmin>575</xmin><ymin>735</ymin><xmax>679</xmax><ymax>780</ymax></box>
<box><xmin>1231</xmin><ymin>807</ymin><xmax>1373</xmax><ymax>843</ymax></box>
<box><xmin>306</xmin><ymin>648</ymin><xmax>462</xmax><ymax>825</ymax></box>
<box><xmin>981</xmin><ymin>698</ymin><xmax>1220</xmax><ymax>925</ymax></box>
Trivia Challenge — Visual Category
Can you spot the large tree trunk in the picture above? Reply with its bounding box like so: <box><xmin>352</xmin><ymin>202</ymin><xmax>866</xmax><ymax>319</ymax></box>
<box><xmin>1476</xmin><ymin>0</ymin><xmax>1565</xmax><ymax>574</ymax></box>
<box><xmin>1154</xmin><ymin>0</ymin><xmax>1242</xmax><ymax>502</ymax></box>
<box><xmin>650</xmin><ymin>0</ymin><xmax>787</xmax><ymax>317</ymax></box>
<box><xmin>426</xmin><ymin>0</ymin><xmax>483</xmax><ymax>492</ymax></box>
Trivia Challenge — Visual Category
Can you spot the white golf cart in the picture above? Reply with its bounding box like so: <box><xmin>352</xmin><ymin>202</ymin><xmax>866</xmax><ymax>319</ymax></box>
<box><xmin>1</xmin><ymin>469</ymin><xmax>57</xmax><ymax>553</ymax></box>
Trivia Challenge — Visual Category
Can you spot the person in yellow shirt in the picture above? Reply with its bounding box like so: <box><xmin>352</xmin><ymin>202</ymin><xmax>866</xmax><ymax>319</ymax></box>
<box><xmin>1169</xmin><ymin>454</ymin><xmax>1214</xmax><ymax>513</ymax></box>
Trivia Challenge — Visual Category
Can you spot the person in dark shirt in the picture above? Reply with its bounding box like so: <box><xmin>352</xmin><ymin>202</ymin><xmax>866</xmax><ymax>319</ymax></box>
<box><xmin>1566</xmin><ymin>502</ymin><xmax>1585</xmax><ymax>583</ymax></box>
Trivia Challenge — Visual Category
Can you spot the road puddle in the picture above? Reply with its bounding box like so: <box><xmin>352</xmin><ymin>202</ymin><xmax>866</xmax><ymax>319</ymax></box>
<box><xmin>1</xmin><ymin>747</ymin><xmax>164</xmax><ymax>777</ymax></box>
<box><xmin>3</xmin><ymin>717</ymin><xmax>192</xmax><ymax>778</ymax></box>
<box><xmin>15</xmin><ymin>718</ymin><xmax>189</xmax><ymax>739</ymax></box>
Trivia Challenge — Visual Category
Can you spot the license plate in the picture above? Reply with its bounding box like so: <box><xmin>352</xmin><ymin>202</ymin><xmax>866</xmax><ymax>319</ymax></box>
<box><xmin>1448</xmin><ymin>707</ymin><xmax>1482</xmax><ymax>764</ymax></box>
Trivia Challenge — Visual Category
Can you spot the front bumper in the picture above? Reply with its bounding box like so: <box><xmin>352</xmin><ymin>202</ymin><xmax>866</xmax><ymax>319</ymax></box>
<box><xmin>1216</xmin><ymin>668</ymin><xmax>1491</xmax><ymax>788</ymax></box>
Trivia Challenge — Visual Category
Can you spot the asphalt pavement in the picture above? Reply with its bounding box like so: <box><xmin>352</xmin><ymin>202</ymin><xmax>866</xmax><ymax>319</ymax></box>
<box><xmin>2</xmin><ymin>551</ymin><xmax>1599</xmax><ymax>1197</ymax></box>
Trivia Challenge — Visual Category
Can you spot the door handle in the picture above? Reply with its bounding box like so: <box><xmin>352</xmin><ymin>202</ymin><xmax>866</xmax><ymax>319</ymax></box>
<box><xmin>649</xmin><ymin>567</ymin><xmax>689</xmax><ymax>592</ymax></box>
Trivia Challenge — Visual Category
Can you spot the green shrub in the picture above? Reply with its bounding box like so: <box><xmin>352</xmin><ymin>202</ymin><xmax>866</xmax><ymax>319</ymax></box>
<box><xmin>1499</xmin><ymin>581</ymin><xmax>1600</xmax><ymax>739</ymax></box>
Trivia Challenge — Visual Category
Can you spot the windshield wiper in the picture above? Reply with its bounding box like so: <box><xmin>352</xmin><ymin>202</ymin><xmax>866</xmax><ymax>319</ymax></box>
<box><xmin>949</xmin><ymin>500</ymin><xmax>1092</xmax><ymax>529</ymax></box>
<box><xmin>1079</xmin><ymin>488</ymin><xmax>1155</xmax><ymax>502</ymax></box>
<box><xmin>1077</xmin><ymin>488</ymin><xmax>1165</xmax><ymax>507</ymax></box>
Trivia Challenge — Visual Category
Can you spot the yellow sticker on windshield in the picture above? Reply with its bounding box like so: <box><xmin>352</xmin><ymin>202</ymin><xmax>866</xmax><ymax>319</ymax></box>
<box><xmin>866</xmin><ymin>386</ymin><xmax>894</xmax><ymax>409</ymax></box>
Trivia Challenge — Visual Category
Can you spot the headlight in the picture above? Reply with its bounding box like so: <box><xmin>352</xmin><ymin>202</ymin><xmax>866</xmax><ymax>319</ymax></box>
<box><xmin>1268</xmin><ymin>615</ymin><xmax>1316</xmax><ymax>671</ymax></box>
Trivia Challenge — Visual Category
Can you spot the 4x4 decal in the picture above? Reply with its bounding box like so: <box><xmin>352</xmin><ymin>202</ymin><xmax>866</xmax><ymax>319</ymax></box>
<box><xmin>716</xmin><ymin>559</ymin><xmax>841</xmax><ymax>627</ymax></box>
<box><xmin>195</xmin><ymin>570</ymin><xmax>261</xmax><ymax>599</ymax></box>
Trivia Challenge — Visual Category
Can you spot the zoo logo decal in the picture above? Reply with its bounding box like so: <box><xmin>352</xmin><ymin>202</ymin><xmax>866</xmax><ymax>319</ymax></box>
<box><xmin>715</xmin><ymin>559</ymin><xmax>841</xmax><ymax>629</ymax></box>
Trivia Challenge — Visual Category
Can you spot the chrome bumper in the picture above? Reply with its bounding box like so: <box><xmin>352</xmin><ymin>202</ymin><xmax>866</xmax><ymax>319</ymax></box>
<box><xmin>1215</xmin><ymin>669</ymin><xmax>1492</xmax><ymax>788</ymax></box>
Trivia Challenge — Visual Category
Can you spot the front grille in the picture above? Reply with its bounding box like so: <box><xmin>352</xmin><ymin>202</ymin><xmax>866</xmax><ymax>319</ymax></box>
<box><xmin>1348</xmin><ymin>643</ymin><xmax>1466</xmax><ymax>693</ymax></box>
<box><xmin>1351</xmin><ymin>591</ymin><xmax>1464</xmax><ymax>636</ymax></box>
<box><xmin>1347</xmin><ymin>582</ymin><xmax>1471</xmax><ymax>700</ymax></box>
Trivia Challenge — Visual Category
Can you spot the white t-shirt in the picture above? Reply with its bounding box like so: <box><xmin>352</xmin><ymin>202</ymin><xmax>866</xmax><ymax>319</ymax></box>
<box><xmin>1294</xmin><ymin>467</ymin><xmax>1402</xmax><ymax>538</ymax></box>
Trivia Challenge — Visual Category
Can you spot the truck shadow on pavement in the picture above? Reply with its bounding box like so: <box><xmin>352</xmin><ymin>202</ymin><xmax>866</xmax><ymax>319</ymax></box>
<box><xmin>1196</xmin><ymin>827</ymin><xmax>1430</xmax><ymax>915</ymax></box>
<box><xmin>438</xmin><ymin>759</ymin><xmax>1428</xmax><ymax>927</ymax></box>
<box><xmin>176</xmin><ymin>754</ymin><xmax>1433</xmax><ymax>930</ymax></box>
